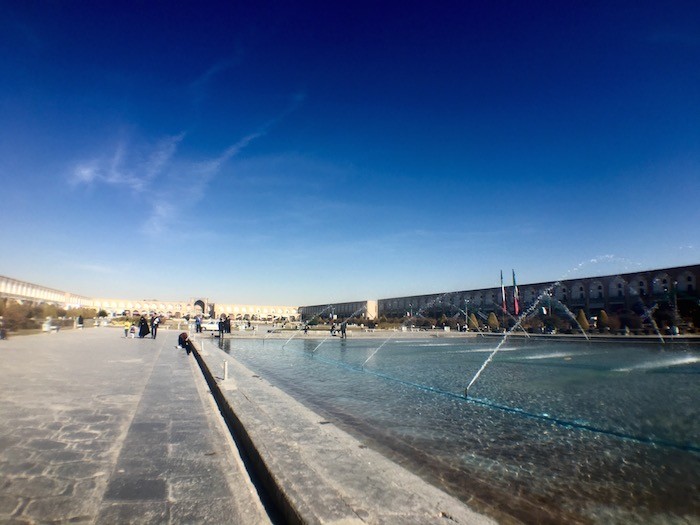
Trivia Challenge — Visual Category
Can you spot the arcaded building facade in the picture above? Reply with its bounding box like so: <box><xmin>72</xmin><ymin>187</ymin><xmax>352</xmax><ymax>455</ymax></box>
<box><xmin>3</xmin><ymin>264</ymin><xmax>697</xmax><ymax>324</ymax></box>
<box><xmin>298</xmin><ymin>265</ymin><xmax>699</xmax><ymax>321</ymax></box>
<box><xmin>0</xmin><ymin>277</ymin><xmax>299</xmax><ymax>321</ymax></box>
<box><xmin>375</xmin><ymin>264</ymin><xmax>699</xmax><ymax>318</ymax></box>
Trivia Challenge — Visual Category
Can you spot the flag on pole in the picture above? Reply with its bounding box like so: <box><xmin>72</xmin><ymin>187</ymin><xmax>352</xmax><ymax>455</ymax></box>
<box><xmin>512</xmin><ymin>269</ymin><xmax>520</xmax><ymax>316</ymax></box>
<box><xmin>500</xmin><ymin>270</ymin><xmax>507</xmax><ymax>312</ymax></box>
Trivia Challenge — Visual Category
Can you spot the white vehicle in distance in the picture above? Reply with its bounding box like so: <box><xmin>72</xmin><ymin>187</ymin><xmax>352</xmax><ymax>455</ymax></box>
<box><xmin>199</xmin><ymin>319</ymin><xmax>220</xmax><ymax>331</ymax></box>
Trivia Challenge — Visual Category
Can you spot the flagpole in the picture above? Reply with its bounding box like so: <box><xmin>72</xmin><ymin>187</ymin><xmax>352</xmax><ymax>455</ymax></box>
<box><xmin>512</xmin><ymin>269</ymin><xmax>520</xmax><ymax>317</ymax></box>
<box><xmin>500</xmin><ymin>270</ymin><xmax>506</xmax><ymax>330</ymax></box>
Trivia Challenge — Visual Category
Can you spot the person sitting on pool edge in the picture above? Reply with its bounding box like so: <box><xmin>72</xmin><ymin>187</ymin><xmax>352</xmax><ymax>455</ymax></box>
<box><xmin>177</xmin><ymin>332</ymin><xmax>195</xmax><ymax>355</ymax></box>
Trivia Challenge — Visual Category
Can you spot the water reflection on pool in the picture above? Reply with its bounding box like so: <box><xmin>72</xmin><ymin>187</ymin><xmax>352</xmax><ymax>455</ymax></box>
<box><xmin>220</xmin><ymin>336</ymin><xmax>700</xmax><ymax>524</ymax></box>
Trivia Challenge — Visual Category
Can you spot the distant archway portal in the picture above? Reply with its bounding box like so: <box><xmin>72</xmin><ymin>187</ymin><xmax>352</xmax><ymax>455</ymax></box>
<box><xmin>194</xmin><ymin>300</ymin><xmax>205</xmax><ymax>314</ymax></box>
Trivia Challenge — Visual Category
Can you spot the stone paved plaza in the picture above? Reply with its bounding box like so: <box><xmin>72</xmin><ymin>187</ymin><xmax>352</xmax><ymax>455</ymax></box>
<box><xmin>0</xmin><ymin>328</ymin><xmax>495</xmax><ymax>525</ymax></box>
<box><xmin>0</xmin><ymin>328</ymin><xmax>268</xmax><ymax>524</ymax></box>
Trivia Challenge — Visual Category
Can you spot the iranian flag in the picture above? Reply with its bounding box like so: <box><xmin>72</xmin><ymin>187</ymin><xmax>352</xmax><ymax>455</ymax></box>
<box><xmin>512</xmin><ymin>269</ymin><xmax>520</xmax><ymax>316</ymax></box>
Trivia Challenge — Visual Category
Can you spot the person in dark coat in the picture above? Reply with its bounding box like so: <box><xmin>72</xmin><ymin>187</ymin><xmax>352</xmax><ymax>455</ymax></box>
<box><xmin>138</xmin><ymin>316</ymin><xmax>150</xmax><ymax>338</ymax></box>
<box><xmin>150</xmin><ymin>315</ymin><xmax>160</xmax><ymax>339</ymax></box>
<box><xmin>177</xmin><ymin>332</ymin><xmax>195</xmax><ymax>355</ymax></box>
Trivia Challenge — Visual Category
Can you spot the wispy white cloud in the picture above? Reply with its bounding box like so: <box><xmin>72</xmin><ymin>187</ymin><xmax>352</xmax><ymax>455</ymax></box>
<box><xmin>192</xmin><ymin>61</ymin><xmax>237</xmax><ymax>89</ymax></box>
<box><xmin>136</xmin><ymin>131</ymin><xmax>269</xmax><ymax>237</ymax></box>
<box><xmin>189</xmin><ymin>58</ymin><xmax>241</xmax><ymax>105</ymax></box>
<box><xmin>198</xmin><ymin>131</ymin><xmax>265</xmax><ymax>176</ymax></box>
<box><xmin>72</xmin><ymin>162</ymin><xmax>99</xmax><ymax>184</ymax></box>
<box><xmin>145</xmin><ymin>133</ymin><xmax>186</xmax><ymax>180</ymax></box>
<box><xmin>142</xmin><ymin>201</ymin><xmax>178</xmax><ymax>236</ymax></box>
<box><xmin>70</xmin><ymin>90</ymin><xmax>305</xmax><ymax>238</ymax></box>
<box><xmin>70</xmin><ymin>133</ymin><xmax>185</xmax><ymax>191</ymax></box>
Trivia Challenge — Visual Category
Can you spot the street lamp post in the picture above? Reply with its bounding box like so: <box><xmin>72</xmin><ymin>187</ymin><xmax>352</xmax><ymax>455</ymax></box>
<box><xmin>673</xmin><ymin>281</ymin><xmax>680</xmax><ymax>331</ymax></box>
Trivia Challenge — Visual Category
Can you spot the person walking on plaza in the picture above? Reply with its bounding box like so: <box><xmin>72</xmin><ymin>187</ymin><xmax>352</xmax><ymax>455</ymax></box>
<box><xmin>340</xmin><ymin>321</ymin><xmax>347</xmax><ymax>339</ymax></box>
<box><xmin>150</xmin><ymin>315</ymin><xmax>160</xmax><ymax>339</ymax></box>
<box><xmin>138</xmin><ymin>316</ymin><xmax>150</xmax><ymax>338</ymax></box>
<box><xmin>195</xmin><ymin>316</ymin><xmax>202</xmax><ymax>333</ymax></box>
<box><xmin>124</xmin><ymin>321</ymin><xmax>131</xmax><ymax>338</ymax></box>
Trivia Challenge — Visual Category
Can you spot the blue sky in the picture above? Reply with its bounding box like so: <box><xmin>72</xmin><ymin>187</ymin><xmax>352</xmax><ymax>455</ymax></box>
<box><xmin>1</xmin><ymin>1</ymin><xmax>699</xmax><ymax>305</ymax></box>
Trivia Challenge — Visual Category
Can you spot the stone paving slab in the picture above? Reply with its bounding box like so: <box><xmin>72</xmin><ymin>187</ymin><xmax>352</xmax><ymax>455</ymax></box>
<box><xmin>0</xmin><ymin>328</ymin><xmax>269</xmax><ymax>524</ymax></box>
<box><xmin>195</xmin><ymin>337</ymin><xmax>496</xmax><ymax>525</ymax></box>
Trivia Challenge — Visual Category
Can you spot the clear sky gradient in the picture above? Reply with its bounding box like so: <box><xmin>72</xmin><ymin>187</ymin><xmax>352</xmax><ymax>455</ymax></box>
<box><xmin>1</xmin><ymin>1</ymin><xmax>699</xmax><ymax>305</ymax></box>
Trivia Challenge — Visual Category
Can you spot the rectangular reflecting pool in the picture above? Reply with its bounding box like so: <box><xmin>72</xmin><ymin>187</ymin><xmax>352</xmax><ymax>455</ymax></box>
<box><xmin>218</xmin><ymin>335</ymin><xmax>700</xmax><ymax>524</ymax></box>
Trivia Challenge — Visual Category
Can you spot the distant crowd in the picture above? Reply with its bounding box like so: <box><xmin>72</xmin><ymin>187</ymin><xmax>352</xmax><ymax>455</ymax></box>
<box><xmin>123</xmin><ymin>314</ymin><xmax>161</xmax><ymax>339</ymax></box>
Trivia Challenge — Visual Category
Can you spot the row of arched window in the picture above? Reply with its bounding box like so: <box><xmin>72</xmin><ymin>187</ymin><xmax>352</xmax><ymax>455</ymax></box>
<box><xmin>377</xmin><ymin>270</ymin><xmax>698</xmax><ymax>315</ymax></box>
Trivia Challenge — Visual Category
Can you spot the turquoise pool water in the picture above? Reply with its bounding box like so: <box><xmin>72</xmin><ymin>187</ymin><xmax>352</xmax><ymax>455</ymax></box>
<box><xmin>221</xmin><ymin>336</ymin><xmax>699</xmax><ymax>523</ymax></box>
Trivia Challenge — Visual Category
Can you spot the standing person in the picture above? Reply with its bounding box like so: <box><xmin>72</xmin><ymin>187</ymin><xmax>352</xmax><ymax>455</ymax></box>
<box><xmin>195</xmin><ymin>316</ymin><xmax>202</xmax><ymax>333</ymax></box>
<box><xmin>124</xmin><ymin>321</ymin><xmax>131</xmax><ymax>338</ymax></box>
<box><xmin>150</xmin><ymin>315</ymin><xmax>160</xmax><ymax>339</ymax></box>
<box><xmin>77</xmin><ymin>315</ymin><xmax>84</xmax><ymax>329</ymax></box>
<box><xmin>138</xmin><ymin>316</ymin><xmax>150</xmax><ymax>338</ymax></box>
<box><xmin>224</xmin><ymin>315</ymin><xmax>231</xmax><ymax>334</ymax></box>
<box><xmin>218</xmin><ymin>316</ymin><xmax>225</xmax><ymax>338</ymax></box>
<box><xmin>340</xmin><ymin>322</ymin><xmax>347</xmax><ymax>339</ymax></box>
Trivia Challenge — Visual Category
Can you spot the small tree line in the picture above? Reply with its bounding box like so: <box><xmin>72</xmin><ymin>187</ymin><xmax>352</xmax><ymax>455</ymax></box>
<box><xmin>0</xmin><ymin>299</ymin><xmax>103</xmax><ymax>331</ymax></box>
<box><xmin>366</xmin><ymin>301</ymin><xmax>699</xmax><ymax>335</ymax></box>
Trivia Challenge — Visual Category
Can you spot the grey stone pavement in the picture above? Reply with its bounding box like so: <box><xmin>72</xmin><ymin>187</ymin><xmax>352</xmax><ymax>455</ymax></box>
<box><xmin>1</xmin><ymin>328</ymin><xmax>496</xmax><ymax>525</ymax></box>
<box><xmin>0</xmin><ymin>328</ymin><xmax>269</xmax><ymax>524</ymax></box>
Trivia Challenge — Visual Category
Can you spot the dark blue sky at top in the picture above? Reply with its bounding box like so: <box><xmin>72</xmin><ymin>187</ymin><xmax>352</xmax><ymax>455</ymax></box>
<box><xmin>1</xmin><ymin>1</ymin><xmax>699</xmax><ymax>303</ymax></box>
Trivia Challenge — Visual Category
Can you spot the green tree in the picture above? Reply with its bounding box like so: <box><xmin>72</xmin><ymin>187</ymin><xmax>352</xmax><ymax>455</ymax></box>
<box><xmin>487</xmin><ymin>312</ymin><xmax>500</xmax><ymax>331</ymax></box>
<box><xmin>576</xmin><ymin>309</ymin><xmax>590</xmax><ymax>331</ymax></box>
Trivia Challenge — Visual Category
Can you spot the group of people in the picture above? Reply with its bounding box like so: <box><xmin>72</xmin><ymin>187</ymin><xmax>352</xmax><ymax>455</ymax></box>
<box><xmin>118</xmin><ymin>315</ymin><xmax>196</xmax><ymax>358</ymax></box>
<box><xmin>218</xmin><ymin>315</ymin><xmax>232</xmax><ymax>335</ymax></box>
<box><xmin>123</xmin><ymin>315</ymin><xmax>161</xmax><ymax>339</ymax></box>
<box><xmin>193</xmin><ymin>314</ymin><xmax>235</xmax><ymax>336</ymax></box>
<box><xmin>330</xmin><ymin>322</ymin><xmax>348</xmax><ymax>338</ymax></box>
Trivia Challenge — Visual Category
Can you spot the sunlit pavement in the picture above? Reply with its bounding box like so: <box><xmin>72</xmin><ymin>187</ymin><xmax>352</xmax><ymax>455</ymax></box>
<box><xmin>0</xmin><ymin>327</ymin><xmax>494</xmax><ymax>524</ymax></box>
<box><xmin>0</xmin><ymin>328</ymin><xmax>268</xmax><ymax>524</ymax></box>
